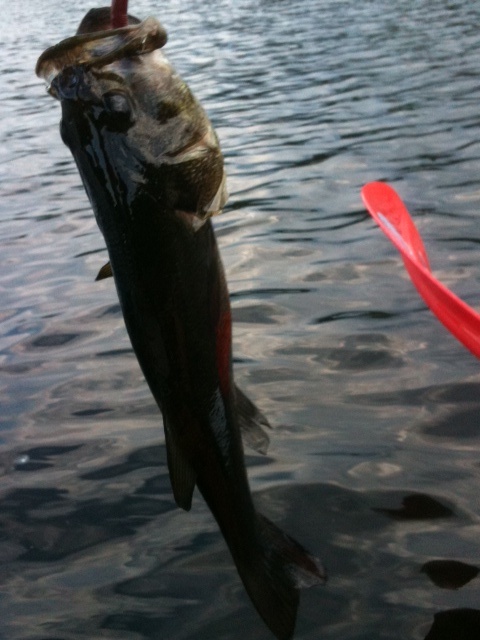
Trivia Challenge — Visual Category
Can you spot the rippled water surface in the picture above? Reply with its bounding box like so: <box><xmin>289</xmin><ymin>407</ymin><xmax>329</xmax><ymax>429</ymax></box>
<box><xmin>2</xmin><ymin>1</ymin><xmax>480</xmax><ymax>638</ymax></box>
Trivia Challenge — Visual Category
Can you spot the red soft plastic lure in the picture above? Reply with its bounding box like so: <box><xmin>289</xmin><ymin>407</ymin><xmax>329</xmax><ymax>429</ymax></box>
<box><xmin>361</xmin><ymin>181</ymin><xmax>480</xmax><ymax>359</ymax></box>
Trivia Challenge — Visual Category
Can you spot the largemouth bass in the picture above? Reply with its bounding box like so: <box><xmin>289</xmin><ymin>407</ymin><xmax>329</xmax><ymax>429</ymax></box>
<box><xmin>36</xmin><ymin>9</ymin><xmax>325</xmax><ymax>639</ymax></box>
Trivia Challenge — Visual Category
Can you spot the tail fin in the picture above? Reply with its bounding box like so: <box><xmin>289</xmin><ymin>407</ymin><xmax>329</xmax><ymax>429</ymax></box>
<box><xmin>237</xmin><ymin>512</ymin><xmax>326</xmax><ymax>640</ymax></box>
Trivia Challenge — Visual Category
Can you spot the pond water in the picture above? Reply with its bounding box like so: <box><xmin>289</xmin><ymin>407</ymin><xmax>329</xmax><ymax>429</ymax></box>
<box><xmin>2</xmin><ymin>1</ymin><xmax>480</xmax><ymax>638</ymax></box>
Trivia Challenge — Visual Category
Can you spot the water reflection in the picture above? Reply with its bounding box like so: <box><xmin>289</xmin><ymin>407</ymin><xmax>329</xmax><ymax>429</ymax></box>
<box><xmin>3</xmin><ymin>0</ymin><xmax>480</xmax><ymax>636</ymax></box>
<box><xmin>1</xmin><ymin>443</ymin><xmax>479</xmax><ymax>637</ymax></box>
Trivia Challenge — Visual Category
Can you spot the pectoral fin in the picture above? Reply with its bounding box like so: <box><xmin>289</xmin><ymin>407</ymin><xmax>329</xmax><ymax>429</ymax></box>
<box><xmin>164</xmin><ymin>419</ymin><xmax>196</xmax><ymax>511</ymax></box>
<box><xmin>203</xmin><ymin>170</ymin><xmax>228</xmax><ymax>217</ymax></box>
<box><xmin>235</xmin><ymin>386</ymin><xmax>271</xmax><ymax>455</ymax></box>
<box><xmin>95</xmin><ymin>261</ymin><xmax>113</xmax><ymax>281</ymax></box>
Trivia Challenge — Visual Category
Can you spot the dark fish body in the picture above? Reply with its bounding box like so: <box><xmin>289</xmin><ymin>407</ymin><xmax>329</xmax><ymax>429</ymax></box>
<box><xmin>36</xmin><ymin>10</ymin><xmax>325</xmax><ymax>639</ymax></box>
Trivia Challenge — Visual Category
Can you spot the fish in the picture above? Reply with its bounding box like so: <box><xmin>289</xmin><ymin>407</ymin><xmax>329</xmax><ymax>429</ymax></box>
<box><xmin>36</xmin><ymin>9</ymin><xmax>326</xmax><ymax>639</ymax></box>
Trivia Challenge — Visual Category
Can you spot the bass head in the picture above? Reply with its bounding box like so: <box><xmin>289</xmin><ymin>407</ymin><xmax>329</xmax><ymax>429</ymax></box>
<box><xmin>36</xmin><ymin>10</ymin><xmax>227</xmax><ymax>223</ymax></box>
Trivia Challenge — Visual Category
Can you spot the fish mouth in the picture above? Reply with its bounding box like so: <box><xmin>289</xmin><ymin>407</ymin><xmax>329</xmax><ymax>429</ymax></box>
<box><xmin>36</xmin><ymin>16</ymin><xmax>168</xmax><ymax>88</ymax></box>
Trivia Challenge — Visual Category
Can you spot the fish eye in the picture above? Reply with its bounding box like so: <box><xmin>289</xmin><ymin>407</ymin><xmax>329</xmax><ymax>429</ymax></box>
<box><xmin>66</xmin><ymin>71</ymin><xmax>79</xmax><ymax>88</ymax></box>
<box><xmin>102</xmin><ymin>91</ymin><xmax>135</xmax><ymax>131</ymax></box>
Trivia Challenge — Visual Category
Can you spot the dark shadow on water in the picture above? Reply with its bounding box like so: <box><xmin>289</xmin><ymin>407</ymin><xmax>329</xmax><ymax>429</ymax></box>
<box><xmin>14</xmin><ymin>444</ymin><xmax>82</xmax><ymax>472</ymax></box>
<box><xmin>80</xmin><ymin>445</ymin><xmax>165</xmax><ymax>480</ymax></box>
<box><xmin>421</xmin><ymin>560</ymin><xmax>479</xmax><ymax>590</ymax></box>
<box><xmin>1</xmin><ymin>487</ymin><xmax>176</xmax><ymax>562</ymax></box>
<box><xmin>311</xmin><ymin>309</ymin><xmax>396</xmax><ymax>325</ymax></box>
<box><xmin>351</xmin><ymin>381</ymin><xmax>480</xmax><ymax>407</ymax></box>
<box><xmin>373</xmin><ymin>493</ymin><xmax>455</xmax><ymax>520</ymax></box>
<box><xmin>425</xmin><ymin>609</ymin><xmax>480</xmax><ymax>640</ymax></box>
<box><xmin>71</xmin><ymin>407</ymin><xmax>113</xmax><ymax>417</ymax></box>
<box><xmin>422</xmin><ymin>408</ymin><xmax>480</xmax><ymax>439</ymax></box>
<box><xmin>0</xmin><ymin>442</ymin><xmax>478</xmax><ymax>639</ymax></box>
<box><xmin>0</xmin><ymin>445</ymin><xmax>175</xmax><ymax>563</ymax></box>
<box><xmin>29</xmin><ymin>332</ymin><xmax>87</xmax><ymax>349</ymax></box>
<box><xmin>350</xmin><ymin>380</ymin><xmax>480</xmax><ymax>445</ymax></box>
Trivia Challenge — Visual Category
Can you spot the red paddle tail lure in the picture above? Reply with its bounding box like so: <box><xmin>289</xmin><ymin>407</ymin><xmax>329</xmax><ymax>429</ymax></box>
<box><xmin>361</xmin><ymin>181</ymin><xmax>480</xmax><ymax>359</ymax></box>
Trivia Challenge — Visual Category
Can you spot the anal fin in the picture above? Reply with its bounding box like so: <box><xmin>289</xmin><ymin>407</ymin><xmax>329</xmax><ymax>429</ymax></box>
<box><xmin>164</xmin><ymin>419</ymin><xmax>196</xmax><ymax>511</ymax></box>
<box><xmin>235</xmin><ymin>385</ymin><xmax>271</xmax><ymax>455</ymax></box>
